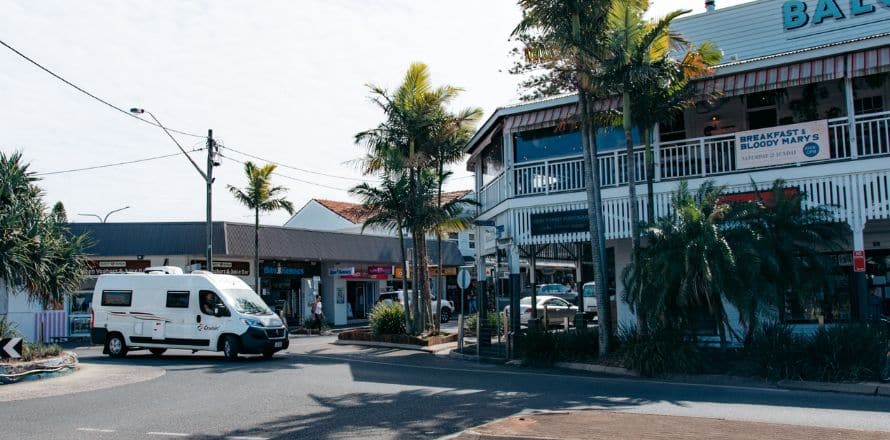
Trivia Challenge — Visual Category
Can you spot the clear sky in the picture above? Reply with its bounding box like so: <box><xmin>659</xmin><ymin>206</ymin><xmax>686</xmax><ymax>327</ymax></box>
<box><xmin>1</xmin><ymin>0</ymin><xmax>754</xmax><ymax>226</ymax></box>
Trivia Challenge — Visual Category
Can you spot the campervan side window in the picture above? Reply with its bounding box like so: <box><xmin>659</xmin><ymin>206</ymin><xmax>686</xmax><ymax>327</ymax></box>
<box><xmin>166</xmin><ymin>291</ymin><xmax>190</xmax><ymax>308</ymax></box>
<box><xmin>101</xmin><ymin>290</ymin><xmax>132</xmax><ymax>307</ymax></box>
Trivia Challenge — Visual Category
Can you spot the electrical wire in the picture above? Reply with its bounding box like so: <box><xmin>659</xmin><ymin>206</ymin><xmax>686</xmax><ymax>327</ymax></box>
<box><xmin>217</xmin><ymin>152</ymin><xmax>350</xmax><ymax>192</ymax></box>
<box><xmin>0</xmin><ymin>38</ymin><xmax>205</xmax><ymax>139</ymax></box>
<box><xmin>219</xmin><ymin>145</ymin><xmax>375</xmax><ymax>183</ymax></box>
<box><xmin>35</xmin><ymin>148</ymin><xmax>205</xmax><ymax>176</ymax></box>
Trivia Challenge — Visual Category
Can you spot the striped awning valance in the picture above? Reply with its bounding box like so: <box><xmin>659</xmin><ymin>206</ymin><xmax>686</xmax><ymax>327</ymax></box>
<box><xmin>697</xmin><ymin>55</ymin><xmax>846</xmax><ymax>97</ymax></box>
<box><xmin>502</xmin><ymin>96</ymin><xmax>620</xmax><ymax>131</ymax></box>
<box><xmin>850</xmin><ymin>46</ymin><xmax>890</xmax><ymax>77</ymax></box>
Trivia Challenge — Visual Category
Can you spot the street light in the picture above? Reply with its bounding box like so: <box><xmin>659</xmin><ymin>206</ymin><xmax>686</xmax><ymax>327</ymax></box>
<box><xmin>78</xmin><ymin>206</ymin><xmax>130</xmax><ymax>223</ymax></box>
<box><xmin>130</xmin><ymin>107</ymin><xmax>217</xmax><ymax>271</ymax></box>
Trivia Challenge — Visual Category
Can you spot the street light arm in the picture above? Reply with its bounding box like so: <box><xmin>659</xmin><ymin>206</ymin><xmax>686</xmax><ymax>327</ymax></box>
<box><xmin>102</xmin><ymin>206</ymin><xmax>130</xmax><ymax>223</ymax></box>
<box><xmin>144</xmin><ymin>111</ymin><xmax>208</xmax><ymax>181</ymax></box>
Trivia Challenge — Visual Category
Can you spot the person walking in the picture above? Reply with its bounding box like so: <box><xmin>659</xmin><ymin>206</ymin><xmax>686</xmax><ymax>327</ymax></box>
<box><xmin>312</xmin><ymin>294</ymin><xmax>324</xmax><ymax>335</ymax></box>
<box><xmin>468</xmin><ymin>290</ymin><xmax>477</xmax><ymax>314</ymax></box>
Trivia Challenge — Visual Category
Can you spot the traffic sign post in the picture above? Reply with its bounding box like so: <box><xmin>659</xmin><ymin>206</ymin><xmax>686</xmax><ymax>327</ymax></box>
<box><xmin>456</xmin><ymin>269</ymin><xmax>471</xmax><ymax>352</ymax></box>
<box><xmin>1</xmin><ymin>338</ymin><xmax>23</xmax><ymax>359</ymax></box>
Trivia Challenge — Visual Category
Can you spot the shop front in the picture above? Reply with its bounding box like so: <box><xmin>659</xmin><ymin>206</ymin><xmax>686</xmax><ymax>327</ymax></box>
<box><xmin>260</xmin><ymin>260</ymin><xmax>321</xmax><ymax>326</ymax></box>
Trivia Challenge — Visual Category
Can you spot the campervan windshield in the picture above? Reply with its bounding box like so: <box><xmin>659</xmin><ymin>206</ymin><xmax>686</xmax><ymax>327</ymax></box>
<box><xmin>224</xmin><ymin>289</ymin><xmax>274</xmax><ymax>315</ymax></box>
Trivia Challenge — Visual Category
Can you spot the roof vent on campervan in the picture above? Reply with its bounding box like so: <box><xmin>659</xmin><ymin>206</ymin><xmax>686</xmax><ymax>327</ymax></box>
<box><xmin>144</xmin><ymin>266</ymin><xmax>183</xmax><ymax>274</ymax></box>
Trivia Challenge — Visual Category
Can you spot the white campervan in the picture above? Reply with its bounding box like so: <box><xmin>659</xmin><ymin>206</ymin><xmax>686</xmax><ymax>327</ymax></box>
<box><xmin>90</xmin><ymin>270</ymin><xmax>288</xmax><ymax>359</ymax></box>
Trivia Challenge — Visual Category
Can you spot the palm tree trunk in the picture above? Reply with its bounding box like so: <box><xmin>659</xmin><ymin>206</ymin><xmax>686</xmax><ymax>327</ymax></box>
<box><xmin>623</xmin><ymin>92</ymin><xmax>641</xmax><ymax>253</ymax></box>
<box><xmin>644</xmin><ymin>127</ymin><xmax>655</xmax><ymax>224</ymax></box>
<box><xmin>579</xmin><ymin>89</ymin><xmax>611</xmax><ymax>355</ymax></box>
<box><xmin>397</xmin><ymin>222</ymin><xmax>411</xmax><ymax>334</ymax></box>
<box><xmin>254</xmin><ymin>206</ymin><xmax>260</xmax><ymax>295</ymax></box>
<box><xmin>435</xmin><ymin>162</ymin><xmax>444</xmax><ymax>334</ymax></box>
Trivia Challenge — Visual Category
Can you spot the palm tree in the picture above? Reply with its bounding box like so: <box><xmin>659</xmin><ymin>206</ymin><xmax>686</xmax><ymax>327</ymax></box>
<box><xmin>623</xmin><ymin>180</ymin><xmax>742</xmax><ymax>347</ymax></box>
<box><xmin>512</xmin><ymin>0</ymin><xmax>615</xmax><ymax>355</ymax></box>
<box><xmin>356</xmin><ymin>63</ymin><xmax>478</xmax><ymax>334</ymax></box>
<box><xmin>227</xmin><ymin>162</ymin><xmax>295</xmax><ymax>293</ymax></box>
<box><xmin>604</xmin><ymin>0</ymin><xmax>690</xmax><ymax>257</ymax></box>
<box><xmin>0</xmin><ymin>152</ymin><xmax>88</xmax><ymax>307</ymax></box>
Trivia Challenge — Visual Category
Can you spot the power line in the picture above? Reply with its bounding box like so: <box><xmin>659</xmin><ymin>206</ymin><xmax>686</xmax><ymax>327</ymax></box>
<box><xmin>217</xmin><ymin>152</ymin><xmax>350</xmax><ymax>192</ymax></box>
<box><xmin>219</xmin><ymin>145</ymin><xmax>375</xmax><ymax>183</ymax></box>
<box><xmin>35</xmin><ymin>148</ymin><xmax>205</xmax><ymax>176</ymax></box>
<box><xmin>0</xmin><ymin>38</ymin><xmax>205</xmax><ymax>139</ymax></box>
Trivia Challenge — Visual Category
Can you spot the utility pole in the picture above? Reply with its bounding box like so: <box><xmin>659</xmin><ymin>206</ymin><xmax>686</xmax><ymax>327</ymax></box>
<box><xmin>206</xmin><ymin>129</ymin><xmax>216</xmax><ymax>271</ymax></box>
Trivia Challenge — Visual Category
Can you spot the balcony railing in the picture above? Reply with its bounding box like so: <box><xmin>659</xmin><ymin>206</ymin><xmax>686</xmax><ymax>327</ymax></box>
<box><xmin>480</xmin><ymin>111</ymin><xmax>890</xmax><ymax>212</ymax></box>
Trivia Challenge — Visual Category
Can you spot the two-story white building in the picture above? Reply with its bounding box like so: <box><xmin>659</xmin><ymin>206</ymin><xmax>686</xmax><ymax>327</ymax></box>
<box><xmin>465</xmin><ymin>0</ymin><xmax>890</xmax><ymax>332</ymax></box>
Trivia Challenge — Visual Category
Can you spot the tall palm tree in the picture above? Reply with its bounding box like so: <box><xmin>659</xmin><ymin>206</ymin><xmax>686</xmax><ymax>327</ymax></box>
<box><xmin>356</xmin><ymin>63</ymin><xmax>478</xmax><ymax>334</ymax></box>
<box><xmin>351</xmin><ymin>173</ymin><xmax>414</xmax><ymax>332</ymax></box>
<box><xmin>604</xmin><ymin>0</ymin><xmax>690</xmax><ymax>257</ymax></box>
<box><xmin>512</xmin><ymin>0</ymin><xmax>614</xmax><ymax>354</ymax></box>
<box><xmin>227</xmin><ymin>162</ymin><xmax>294</xmax><ymax>293</ymax></box>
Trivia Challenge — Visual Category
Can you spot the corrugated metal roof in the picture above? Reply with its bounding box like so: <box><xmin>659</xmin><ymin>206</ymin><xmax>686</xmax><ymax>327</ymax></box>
<box><xmin>68</xmin><ymin>222</ymin><xmax>464</xmax><ymax>266</ymax></box>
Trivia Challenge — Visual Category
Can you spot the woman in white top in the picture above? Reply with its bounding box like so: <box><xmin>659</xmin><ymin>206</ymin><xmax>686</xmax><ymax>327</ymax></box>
<box><xmin>312</xmin><ymin>295</ymin><xmax>323</xmax><ymax>334</ymax></box>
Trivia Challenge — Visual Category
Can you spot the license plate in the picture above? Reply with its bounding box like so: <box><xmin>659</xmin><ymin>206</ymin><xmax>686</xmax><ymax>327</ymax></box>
<box><xmin>274</xmin><ymin>341</ymin><xmax>283</xmax><ymax>348</ymax></box>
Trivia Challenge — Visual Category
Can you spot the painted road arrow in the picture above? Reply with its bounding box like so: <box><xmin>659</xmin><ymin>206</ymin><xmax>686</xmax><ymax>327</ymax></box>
<box><xmin>1</xmin><ymin>338</ymin><xmax>23</xmax><ymax>359</ymax></box>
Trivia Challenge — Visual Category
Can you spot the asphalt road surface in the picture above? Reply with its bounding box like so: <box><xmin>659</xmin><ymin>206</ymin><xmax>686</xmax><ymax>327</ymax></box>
<box><xmin>2</xmin><ymin>335</ymin><xmax>889</xmax><ymax>440</ymax></box>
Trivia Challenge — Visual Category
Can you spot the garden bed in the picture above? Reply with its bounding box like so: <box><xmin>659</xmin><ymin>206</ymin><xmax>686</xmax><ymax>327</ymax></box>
<box><xmin>0</xmin><ymin>351</ymin><xmax>78</xmax><ymax>385</ymax></box>
<box><xmin>338</xmin><ymin>328</ymin><xmax>457</xmax><ymax>346</ymax></box>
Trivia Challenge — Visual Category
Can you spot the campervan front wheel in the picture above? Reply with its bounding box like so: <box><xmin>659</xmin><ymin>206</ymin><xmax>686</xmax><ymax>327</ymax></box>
<box><xmin>106</xmin><ymin>333</ymin><xmax>128</xmax><ymax>358</ymax></box>
<box><xmin>222</xmin><ymin>335</ymin><xmax>240</xmax><ymax>360</ymax></box>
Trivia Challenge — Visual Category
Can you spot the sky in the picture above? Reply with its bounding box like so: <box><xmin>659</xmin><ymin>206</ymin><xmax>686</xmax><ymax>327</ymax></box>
<box><xmin>1</xmin><ymin>0</ymin><xmax>754</xmax><ymax>226</ymax></box>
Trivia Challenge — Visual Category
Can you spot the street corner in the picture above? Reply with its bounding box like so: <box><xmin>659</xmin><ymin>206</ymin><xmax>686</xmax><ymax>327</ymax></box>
<box><xmin>0</xmin><ymin>359</ymin><xmax>165</xmax><ymax>402</ymax></box>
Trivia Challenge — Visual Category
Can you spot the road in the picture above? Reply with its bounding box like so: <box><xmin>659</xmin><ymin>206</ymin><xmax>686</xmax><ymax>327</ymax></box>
<box><xmin>1</xmin><ymin>335</ymin><xmax>889</xmax><ymax>440</ymax></box>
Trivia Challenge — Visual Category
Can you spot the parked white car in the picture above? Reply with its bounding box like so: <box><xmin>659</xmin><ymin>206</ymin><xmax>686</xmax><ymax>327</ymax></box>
<box><xmin>581</xmin><ymin>282</ymin><xmax>616</xmax><ymax>320</ymax></box>
<box><xmin>91</xmin><ymin>270</ymin><xmax>288</xmax><ymax>360</ymax></box>
<box><xmin>377</xmin><ymin>290</ymin><xmax>454</xmax><ymax>323</ymax></box>
<box><xmin>504</xmin><ymin>295</ymin><xmax>579</xmax><ymax>327</ymax></box>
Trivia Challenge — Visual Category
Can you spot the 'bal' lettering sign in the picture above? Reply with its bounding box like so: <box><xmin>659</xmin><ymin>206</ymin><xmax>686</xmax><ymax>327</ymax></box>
<box><xmin>783</xmin><ymin>0</ymin><xmax>890</xmax><ymax>31</ymax></box>
<box><xmin>530</xmin><ymin>209</ymin><xmax>589</xmax><ymax>236</ymax></box>
<box><xmin>735</xmin><ymin>120</ymin><xmax>830</xmax><ymax>170</ymax></box>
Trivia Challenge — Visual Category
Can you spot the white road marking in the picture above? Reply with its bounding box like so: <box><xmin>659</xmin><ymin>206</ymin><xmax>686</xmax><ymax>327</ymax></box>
<box><xmin>227</xmin><ymin>436</ymin><xmax>269</xmax><ymax>440</ymax></box>
<box><xmin>146</xmin><ymin>432</ymin><xmax>190</xmax><ymax>437</ymax></box>
<box><xmin>76</xmin><ymin>428</ymin><xmax>116</xmax><ymax>433</ymax></box>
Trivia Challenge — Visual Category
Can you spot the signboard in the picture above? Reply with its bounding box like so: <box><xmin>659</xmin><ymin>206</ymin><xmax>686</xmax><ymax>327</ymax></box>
<box><xmin>87</xmin><ymin>260</ymin><xmax>151</xmax><ymax>275</ymax></box>
<box><xmin>783</xmin><ymin>0</ymin><xmax>889</xmax><ymax>31</ymax></box>
<box><xmin>394</xmin><ymin>266</ymin><xmax>406</xmax><ymax>279</ymax></box>
<box><xmin>1</xmin><ymin>338</ymin><xmax>23</xmax><ymax>359</ymax></box>
<box><xmin>456</xmin><ymin>269</ymin><xmax>472</xmax><ymax>290</ymax></box>
<box><xmin>328</xmin><ymin>266</ymin><xmax>355</xmax><ymax>277</ymax></box>
<box><xmin>368</xmin><ymin>265</ymin><xmax>394</xmax><ymax>275</ymax></box>
<box><xmin>429</xmin><ymin>266</ymin><xmax>458</xmax><ymax>277</ymax></box>
<box><xmin>718</xmin><ymin>188</ymin><xmax>800</xmax><ymax>207</ymax></box>
<box><xmin>190</xmin><ymin>260</ymin><xmax>250</xmax><ymax>276</ymax></box>
<box><xmin>853</xmin><ymin>250</ymin><xmax>866</xmax><ymax>273</ymax></box>
<box><xmin>735</xmin><ymin>120</ymin><xmax>830</xmax><ymax>170</ymax></box>
<box><xmin>341</xmin><ymin>272</ymin><xmax>389</xmax><ymax>280</ymax></box>
<box><xmin>261</xmin><ymin>261</ymin><xmax>319</xmax><ymax>277</ymax></box>
<box><xmin>530</xmin><ymin>209</ymin><xmax>589</xmax><ymax>236</ymax></box>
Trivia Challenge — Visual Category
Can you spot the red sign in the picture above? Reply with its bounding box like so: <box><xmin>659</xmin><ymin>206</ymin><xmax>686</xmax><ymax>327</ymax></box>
<box><xmin>368</xmin><ymin>265</ymin><xmax>394</xmax><ymax>275</ymax></box>
<box><xmin>717</xmin><ymin>188</ymin><xmax>799</xmax><ymax>207</ymax></box>
<box><xmin>853</xmin><ymin>251</ymin><xmax>866</xmax><ymax>273</ymax></box>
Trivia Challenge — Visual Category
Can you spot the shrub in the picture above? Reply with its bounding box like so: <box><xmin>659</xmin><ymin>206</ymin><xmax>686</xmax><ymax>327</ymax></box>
<box><xmin>747</xmin><ymin>322</ymin><xmax>805</xmax><ymax>380</ymax></box>
<box><xmin>519</xmin><ymin>327</ymin><xmax>599</xmax><ymax>366</ymax></box>
<box><xmin>21</xmin><ymin>342</ymin><xmax>62</xmax><ymax>362</ymax></box>
<box><xmin>0</xmin><ymin>316</ymin><xmax>18</xmax><ymax>339</ymax></box>
<box><xmin>462</xmin><ymin>313</ymin><xmax>502</xmax><ymax>335</ymax></box>
<box><xmin>617</xmin><ymin>325</ymin><xmax>703</xmax><ymax>377</ymax></box>
<box><xmin>369</xmin><ymin>303</ymin><xmax>406</xmax><ymax>335</ymax></box>
<box><xmin>803</xmin><ymin>323</ymin><xmax>889</xmax><ymax>382</ymax></box>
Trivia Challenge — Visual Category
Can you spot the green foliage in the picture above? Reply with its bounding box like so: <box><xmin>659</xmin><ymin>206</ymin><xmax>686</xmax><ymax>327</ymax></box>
<box><xmin>0</xmin><ymin>152</ymin><xmax>89</xmax><ymax>306</ymax></box>
<box><xmin>804</xmin><ymin>324</ymin><xmax>889</xmax><ymax>382</ymax></box>
<box><xmin>747</xmin><ymin>322</ymin><xmax>805</xmax><ymax>380</ymax></box>
<box><xmin>519</xmin><ymin>327</ymin><xmax>600</xmax><ymax>367</ymax></box>
<box><xmin>617</xmin><ymin>325</ymin><xmax>703</xmax><ymax>377</ymax></box>
<box><xmin>0</xmin><ymin>316</ymin><xmax>19</xmax><ymax>339</ymax></box>
<box><xmin>463</xmin><ymin>313</ymin><xmax>501</xmax><ymax>334</ymax></box>
<box><xmin>369</xmin><ymin>303</ymin><xmax>407</xmax><ymax>336</ymax></box>
<box><xmin>21</xmin><ymin>342</ymin><xmax>62</xmax><ymax>362</ymax></box>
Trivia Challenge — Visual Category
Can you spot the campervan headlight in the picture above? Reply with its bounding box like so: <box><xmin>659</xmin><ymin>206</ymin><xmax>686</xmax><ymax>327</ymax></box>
<box><xmin>241</xmin><ymin>318</ymin><xmax>265</xmax><ymax>328</ymax></box>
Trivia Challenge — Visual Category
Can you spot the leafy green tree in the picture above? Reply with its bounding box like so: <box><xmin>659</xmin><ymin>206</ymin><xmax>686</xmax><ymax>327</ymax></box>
<box><xmin>0</xmin><ymin>152</ymin><xmax>88</xmax><ymax>307</ymax></box>
<box><xmin>227</xmin><ymin>162</ymin><xmax>294</xmax><ymax>292</ymax></box>
<box><xmin>511</xmin><ymin>0</ymin><xmax>615</xmax><ymax>354</ymax></box>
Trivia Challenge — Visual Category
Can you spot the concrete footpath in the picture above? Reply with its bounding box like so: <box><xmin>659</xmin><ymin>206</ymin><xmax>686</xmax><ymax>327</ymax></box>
<box><xmin>0</xmin><ymin>362</ymin><xmax>164</xmax><ymax>402</ymax></box>
<box><xmin>451</xmin><ymin>410</ymin><xmax>890</xmax><ymax>440</ymax></box>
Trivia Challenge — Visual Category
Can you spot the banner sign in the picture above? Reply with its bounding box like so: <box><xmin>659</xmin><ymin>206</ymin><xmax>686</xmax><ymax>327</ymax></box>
<box><xmin>190</xmin><ymin>260</ymin><xmax>250</xmax><ymax>276</ymax></box>
<box><xmin>328</xmin><ymin>266</ymin><xmax>355</xmax><ymax>277</ymax></box>
<box><xmin>261</xmin><ymin>261</ymin><xmax>319</xmax><ymax>277</ymax></box>
<box><xmin>853</xmin><ymin>250</ymin><xmax>866</xmax><ymax>273</ymax></box>
<box><xmin>88</xmin><ymin>260</ymin><xmax>151</xmax><ymax>276</ymax></box>
<box><xmin>429</xmin><ymin>267</ymin><xmax>458</xmax><ymax>277</ymax></box>
<box><xmin>367</xmin><ymin>265</ymin><xmax>394</xmax><ymax>275</ymax></box>
<box><xmin>530</xmin><ymin>209</ymin><xmax>589</xmax><ymax>236</ymax></box>
<box><xmin>735</xmin><ymin>120</ymin><xmax>830</xmax><ymax>170</ymax></box>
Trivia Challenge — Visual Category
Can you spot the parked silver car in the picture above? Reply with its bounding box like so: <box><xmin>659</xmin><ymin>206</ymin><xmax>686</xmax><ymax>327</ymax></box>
<box><xmin>504</xmin><ymin>295</ymin><xmax>579</xmax><ymax>327</ymax></box>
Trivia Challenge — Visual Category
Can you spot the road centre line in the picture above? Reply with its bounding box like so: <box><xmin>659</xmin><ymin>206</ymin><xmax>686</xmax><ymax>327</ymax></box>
<box><xmin>146</xmin><ymin>432</ymin><xmax>190</xmax><ymax>437</ymax></box>
<box><xmin>293</xmin><ymin>352</ymin><xmax>791</xmax><ymax>395</ymax></box>
<box><xmin>227</xmin><ymin>437</ymin><xmax>269</xmax><ymax>440</ymax></box>
<box><xmin>77</xmin><ymin>428</ymin><xmax>116</xmax><ymax>433</ymax></box>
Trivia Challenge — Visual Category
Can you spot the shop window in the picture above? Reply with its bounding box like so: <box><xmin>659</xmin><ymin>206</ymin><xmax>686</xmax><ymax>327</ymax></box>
<box><xmin>854</xmin><ymin>96</ymin><xmax>884</xmax><ymax>115</ymax></box>
<box><xmin>101</xmin><ymin>290</ymin><xmax>132</xmax><ymax>307</ymax></box>
<box><xmin>659</xmin><ymin>112</ymin><xmax>686</xmax><ymax>142</ymax></box>
<box><xmin>514</xmin><ymin>127</ymin><xmax>583</xmax><ymax>163</ymax></box>
<box><xmin>746</xmin><ymin>91</ymin><xmax>779</xmax><ymax>130</ymax></box>
<box><xmin>165</xmin><ymin>291</ymin><xmax>190</xmax><ymax>308</ymax></box>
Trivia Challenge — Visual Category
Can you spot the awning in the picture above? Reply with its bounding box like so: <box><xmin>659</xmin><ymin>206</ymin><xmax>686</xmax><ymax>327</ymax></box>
<box><xmin>850</xmin><ymin>46</ymin><xmax>890</xmax><ymax>77</ymax></box>
<box><xmin>502</xmin><ymin>96</ymin><xmax>620</xmax><ymax>131</ymax></box>
<box><xmin>697</xmin><ymin>55</ymin><xmax>846</xmax><ymax>97</ymax></box>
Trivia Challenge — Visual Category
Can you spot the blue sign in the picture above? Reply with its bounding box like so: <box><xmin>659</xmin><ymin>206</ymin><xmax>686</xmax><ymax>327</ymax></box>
<box><xmin>783</xmin><ymin>0</ymin><xmax>889</xmax><ymax>31</ymax></box>
<box><xmin>802</xmin><ymin>142</ymin><xmax>820</xmax><ymax>157</ymax></box>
